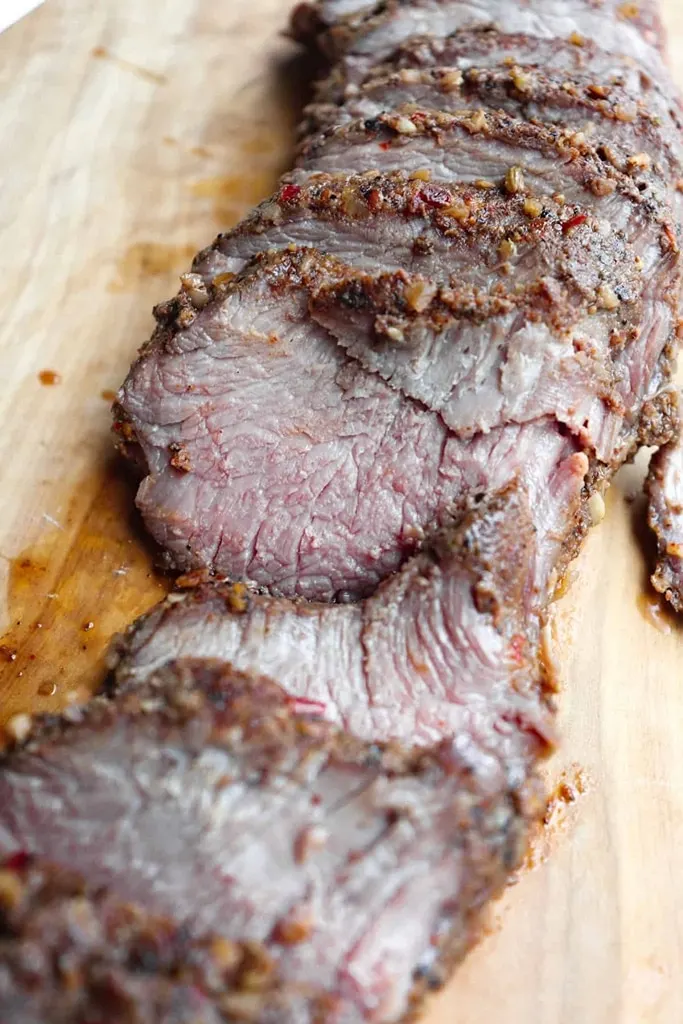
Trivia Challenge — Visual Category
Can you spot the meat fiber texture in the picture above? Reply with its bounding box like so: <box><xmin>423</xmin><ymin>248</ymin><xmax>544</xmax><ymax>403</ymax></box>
<box><xmin>99</xmin><ymin>0</ymin><xmax>683</xmax><ymax>1019</ymax></box>
<box><xmin>647</xmin><ymin>406</ymin><xmax>683</xmax><ymax>612</ymax></box>
<box><xmin>112</xmin><ymin>482</ymin><xmax>571</xmax><ymax>760</ymax></box>
<box><xmin>0</xmin><ymin>663</ymin><xmax>546</xmax><ymax>1024</ymax></box>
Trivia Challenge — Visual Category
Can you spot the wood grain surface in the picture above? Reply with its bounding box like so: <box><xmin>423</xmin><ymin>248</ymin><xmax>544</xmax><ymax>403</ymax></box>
<box><xmin>0</xmin><ymin>3</ymin><xmax>682</xmax><ymax>1021</ymax></box>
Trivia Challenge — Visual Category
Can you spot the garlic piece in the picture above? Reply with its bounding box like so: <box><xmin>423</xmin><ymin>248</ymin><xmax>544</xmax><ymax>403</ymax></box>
<box><xmin>393</xmin><ymin>116</ymin><xmax>417</xmax><ymax>135</ymax></box>
<box><xmin>504</xmin><ymin>166</ymin><xmax>525</xmax><ymax>195</ymax></box>
<box><xmin>588</xmin><ymin>492</ymin><xmax>606</xmax><ymax>526</ymax></box>
<box><xmin>523</xmin><ymin>197</ymin><xmax>543</xmax><ymax>218</ymax></box>
<box><xmin>597</xmin><ymin>284</ymin><xmax>620</xmax><ymax>311</ymax></box>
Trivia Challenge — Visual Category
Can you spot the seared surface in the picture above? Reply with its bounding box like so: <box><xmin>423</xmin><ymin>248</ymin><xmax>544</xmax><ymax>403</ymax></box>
<box><xmin>311</xmin><ymin>0</ymin><xmax>669</xmax><ymax>94</ymax></box>
<box><xmin>647</xmin><ymin>408</ymin><xmax>683</xmax><ymax>613</ymax></box>
<box><xmin>304</xmin><ymin>64</ymin><xmax>683</xmax><ymax>202</ymax></box>
<box><xmin>312</xmin><ymin>28</ymin><xmax>675</xmax><ymax>109</ymax></box>
<box><xmin>0</xmin><ymin>855</ymin><xmax>324</xmax><ymax>1024</ymax></box>
<box><xmin>0</xmin><ymin>662</ymin><xmax>545</xmax><ymax>1023</ymax></box>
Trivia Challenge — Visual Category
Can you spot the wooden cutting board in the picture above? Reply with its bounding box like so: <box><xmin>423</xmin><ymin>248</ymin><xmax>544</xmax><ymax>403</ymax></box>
<box><xmin>1</xmin><ymin>2</ymin><xmax>682</xmax><ymax>1021</ymax></box>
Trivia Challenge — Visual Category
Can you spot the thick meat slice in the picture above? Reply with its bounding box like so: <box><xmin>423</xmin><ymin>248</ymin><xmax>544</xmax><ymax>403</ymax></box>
<box><xmin>647</xmin><ymin>414</ymin><xmax>683</xmax><ymax>613</ymax></box>
<box><xmin>316</xmin><ymin>0</ymin><xmax>668</xmax><ymax>91</ymax></box>
<box><xmin>116</xmin><ymin>249</ymin><xmax>471</xmax><ymax>601</ymax></box>
<box><xmin>110</xmin><ymin>479</ymin><xmax>587</xmax><ymax>760</ymax></box>
<box><xmin>0</xmin><ymin>855</ymin><xmax>319</xmax><ymax>1024</ymax></box>
<box><xmin>303</xmin><ymin>65</ymin><xmax>683</xmax><ymax>196</ymax></box>
<box><xmin>0</xmin><ymin>662</ymin><xmax>546</xmax><ymax>1024</ymax></box>
<box><xmin>115</xmin><ymin>244</ymin><xmax>599</xmax><ymax>599</ymax></box>
<box><xmin>194</xmin><ymin>176</ymin><xmax>584</xmax><ymax>283</ymax></box>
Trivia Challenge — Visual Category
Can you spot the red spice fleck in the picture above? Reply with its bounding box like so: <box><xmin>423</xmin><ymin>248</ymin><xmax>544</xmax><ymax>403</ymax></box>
<box><xmin>367</xmin><ymin>188</ymin><xmax>382</xmax><ymax>213</ymax></box>
<box><xmin>508</xmin><ymin>634</ymin><xmax>526</xmax><ymax>664</ymax></box>
<box><xmin>562</xmin><ymin>213</ymin><xmax>588</xmax><ymax>234</ymax></box>
<box><xmin>38</xmin><ymin>369</ymin><xmax>61</xmax><ymax>386</ymax></box>
<box><xmin>418</xmin><ymin>184</ymin><xmax>453</xmax><ymax>208</ymax></box>
<box><xmin>279</xmin><ymin>184</ymin><xmax>302</xmax><ymax>204</ymax></box>
<box><xmin>5</xmin><ymin>851</ymin><xmax>29</xmax><ymax>871</ymax></box>
<box><xmin>290</xmin><ymin>697</ymin><xmax>326</xmax><ymax>717</ymax></box>
<box><xmin>379</xmin><ymin>141</ymin><xmax>392</xmax><ymax>150</ymax></box>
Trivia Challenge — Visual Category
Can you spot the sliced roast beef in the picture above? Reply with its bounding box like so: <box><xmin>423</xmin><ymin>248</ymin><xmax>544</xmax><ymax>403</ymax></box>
<box><xmin>116</xmin><ymin>236</ymin><xmax>619</xmax><ymax>598</ymax></box>
<box><xmin>110</xmin><ymin>477</ymin><xmax>588</xmax><ymax>759</ymax></box>
<box><xmin>0</xmin><ymin>661</ymin><xmax>546</xmax><ymax>1023</ymax></box>
<box><xmin>647</xmin><ymin>411</ymin><xmax>683</xmax><ymax>613</ymax></box>
<box><xmin>193</xmin><ymin>175</ymin><xmax>627</xmax><ymax>292</ymax></box>
<box><xmin>312</xmin><ymin>27</ymin><xmax>677</xmax><ymax>120</ymax></box>
<box><xmin>297</xmin><ymin>108</ymin><xmax>664</xmax><ymax>225</ymax></box>
<box><xmin>116</xmin><ymin>248</ymin><xmax>475</xmax><ymax>601</ymax></box>
<box><xmin>117</xmin><ymin>157</ymin><xmax>677</xmax><ymax>594</ymax></box>
<box><xmin>313</xmin><ymin>0</ymin><xmax>668</xmax><ymax>94</ymax></box>
<box><xmin>0</xmin><ymin>855</ymin><xmax>325</xmax><ymax>1024</ymax></box>
<box><xmin>303</xmin><ymin>65</ymin><xmax>683</xmax><ymax>199</ymax></box>
<box><xmin>337</xmin><ymin>28</ymin><xmax>663</xmax><ymax>88</ymax></box>
<box><xmin>99</xmin><ymin>0</ymin><xmax>681</xmax><ymax>1010</ymax></box>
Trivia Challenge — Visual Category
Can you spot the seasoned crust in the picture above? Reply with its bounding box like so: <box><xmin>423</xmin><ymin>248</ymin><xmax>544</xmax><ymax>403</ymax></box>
<box><xmin>638</xmin><ymin>384</ymin><xmax>680</xmax><ymax>449</ymax></box>
<box><xmin>194</xmin><ymin>172</ymin><xmax>643</xmax><ymax>293</ymax></box>
<box><xmin>0</xmin><ymin>661</ymin><xmax>546</xmax><ymax>1023</ymax></box>
<box><xmin>0</xmin><ymin>853</ymin><xmax>319</xmax><ymax>1024</ymax></box>
<box><xmin>313</xmin><ymin>0</ymin><xmax>668</xmax><ymax>76</ymax></box>
<box><xmin>302</xmin><ymin>64</ymin><xmax>682</xmax><ymax>195</ymax></box>
<box><xmin>299</xmin><ymin>107</ymin><xmax>667</xmax><ymax>217</ymax></box>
